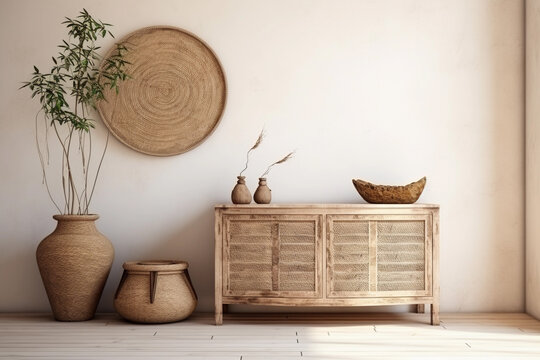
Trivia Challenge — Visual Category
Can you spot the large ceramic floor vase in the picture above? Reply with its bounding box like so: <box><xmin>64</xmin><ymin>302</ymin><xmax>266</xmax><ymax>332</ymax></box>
<box><xmin>36</xmin><ymin>215</ymin><xmax>114</xmax><ymax>321</ymax></box>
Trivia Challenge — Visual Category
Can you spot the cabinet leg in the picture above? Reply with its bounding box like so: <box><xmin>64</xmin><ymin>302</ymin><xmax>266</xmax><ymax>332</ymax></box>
<box><xmin>215</xmin><ymin>300</ymin><xmax>223</xmax><ymax>325</ymax></box>
<box><xmin>431</xmin><ymin>302</ymin><xmax>440</xmax><ymax>326</ymax></box>
<box><xmin>416</xmin><ymin>304</ymin><xmax>425</xmax><ymax>313</ymax></box>
<box><xmin>215</xmin><ymin>307</ymin><xmax>223</xmax><ymax>326</ymax></box>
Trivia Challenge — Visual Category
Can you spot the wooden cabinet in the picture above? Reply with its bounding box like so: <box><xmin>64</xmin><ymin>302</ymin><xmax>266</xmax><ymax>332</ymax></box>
<box><xmin>215</xmin><ymin>204</ymin><xmax>439</xmax><ymax>325</ymax></box>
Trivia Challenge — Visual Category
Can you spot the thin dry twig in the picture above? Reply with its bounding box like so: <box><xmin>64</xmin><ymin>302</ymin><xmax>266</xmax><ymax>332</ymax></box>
<box><xmin>78</xmin><ymin>129</ymin><xmax>86</xmax><ymax>212</ymax></box>
<box><xmin>52</xmin><ymin>122</ymin><xmax>71</xmax><ymax>213</ymax></box>
<box><xmin>35</xmin><ymin>111</ymin><xmax>62</xmax><ymax>214</ymax></box>
<box><xmin>261</xmin><ymin>151</ymin><xmax>295</xmax><ymax>178</ymax></box>
<box><xmin>65</xmin><ymin>124</ymin><xmax>80</xmax><ymax>214</ymax></box>
<box><xmin>85</xmin><ymin>130</ymin><xmax>109</xmax><ymax>214</ymax></box>
<box><xmin>84</xmin><ymin>128</ymin><xmax>92</xmax><ymax>213</ymax></box>
<box><xmin>239</xmin><ymin>129</ymin><xmax>265</xmax><ymax>176</ymax></box>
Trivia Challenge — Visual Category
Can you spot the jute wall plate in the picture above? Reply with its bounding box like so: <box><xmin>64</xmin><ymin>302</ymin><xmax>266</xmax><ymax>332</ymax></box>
<box><xmin>97</xmin><ymin>26</ymin><xmax>226</xmax><ymax>156</ymax></box>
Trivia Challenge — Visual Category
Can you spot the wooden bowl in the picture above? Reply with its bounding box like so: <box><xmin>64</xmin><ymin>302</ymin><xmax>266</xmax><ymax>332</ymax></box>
<box><xmin>352</xmin><ymin>177</ymin><xmax>426</xmax><ymax>204</ymax></box>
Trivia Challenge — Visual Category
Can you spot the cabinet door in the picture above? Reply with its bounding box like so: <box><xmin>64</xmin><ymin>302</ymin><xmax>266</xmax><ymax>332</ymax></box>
<box><xmin>327</xmin><ymin>215</ymin><xmax>432</xmax><ymax>297</ymax></box>
<box><xmin>376</xmin><ymin>220</ymin><xmax>428</xmax><ymax>293</ymax></box>
<box><xmin>223</xmin><ymin>215</ymin><xmax>322</xmax><ymax>298</ymax></box>
<box><xmin>327</xmin><ymin>219</ymin><xmax>370</xmax><ymax>296</ymax></box>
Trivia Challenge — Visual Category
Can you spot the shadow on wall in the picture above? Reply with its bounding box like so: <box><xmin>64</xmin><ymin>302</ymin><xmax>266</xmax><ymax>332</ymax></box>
<box><xmin>473</xmin><ymin>1</ymin><xmax>524</xmax><ymax>311</ymax></box>
<box><xmin>98</xmin><ymin>206</ymin><xmax>216</xmax><ymax>313</ymax></box>
<box><xmin>0</xmin><ymin>247</ymin><xmax>50</xmax><ymax>311</ymax></box>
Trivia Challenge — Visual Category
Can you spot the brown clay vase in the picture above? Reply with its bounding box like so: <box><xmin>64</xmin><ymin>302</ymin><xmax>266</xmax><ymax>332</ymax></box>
<box><xmin>231</xmin><ymin>176</ymin><xmax>252</xmax><ymax>204</ymax></box>
<box><xmin>254</xmin><ymin>177</ymin><xmax>271</xmax><ymax>204</ymax></box>
<box><xmin>114</xmin><ymin>260</ymin><xmax>197</xmax><ymax>323</ymax></box>
<box><xmin>36</xmin><ymin>215</ymin><xmax>114</xmax><ymax>321</ymax></box>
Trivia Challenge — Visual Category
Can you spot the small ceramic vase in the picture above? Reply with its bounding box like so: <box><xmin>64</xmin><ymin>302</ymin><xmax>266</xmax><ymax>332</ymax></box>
<box><xmin>231</xmin><ymin>176</ymin><xmax>252</xmax><ymax>204</ymax></box>
<box><xmin>254</xmin><ymin>178</ymin><xmax>271</xmax><ymax>204</ymax></box>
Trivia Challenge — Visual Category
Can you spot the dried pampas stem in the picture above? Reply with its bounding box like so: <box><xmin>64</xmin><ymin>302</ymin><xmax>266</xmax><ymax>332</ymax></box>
<box><xmin>261</xmin><ymin>151</ymin><xmax>295</xmax><ymax>178</ymax></box>
<box><xmin>239</xmin><ymin>129</ymin><xmax>265</xmax><ymax>176</ymax></box>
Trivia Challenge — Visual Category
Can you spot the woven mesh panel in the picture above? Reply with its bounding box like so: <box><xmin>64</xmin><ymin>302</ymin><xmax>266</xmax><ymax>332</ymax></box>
<box><xmin>331</xmin><ymin>221</ymin><xmax>369</xmax><ymax>292</ymax></box>
<box><xmin>228</xmin><ymin>221</ymin><xmax>273</xmax><ymax>291</ymax></box>
<box><xmin>377</xmin><ymin>221</ymin><xmax>425</xmax><ymax>291</ymax></box>
<box><xmin>278</xmin><ymin>222</ymin><xmax>316</xmax><ymax>291</ymax></box>
<box><xmin>228</xmin><ymin>220</ymin><xmax>316</xmax><ymax>293</ymax></box>
<box><xmin>229</xmin><ymin>222</ymin><xmax>272</xmax><ymax>238</ymax></box>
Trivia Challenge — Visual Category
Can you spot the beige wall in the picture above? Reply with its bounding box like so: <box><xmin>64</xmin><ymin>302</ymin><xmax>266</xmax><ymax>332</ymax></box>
<box><xmin>0</xmin><ymin>0</ymin><xmax>525</xmax><ymax>313</ymax></box>
<box><xmin>527</xmin><ymin>0</ymin><xmax>540</xmax><ymax>319</ymax></box>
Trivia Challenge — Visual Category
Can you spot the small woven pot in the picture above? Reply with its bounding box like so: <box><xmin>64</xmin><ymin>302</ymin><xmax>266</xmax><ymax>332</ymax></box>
<box><xmin>114</xmin><ymin>260</ymin><xmax>197</xmax><ymax>324</ymax></box>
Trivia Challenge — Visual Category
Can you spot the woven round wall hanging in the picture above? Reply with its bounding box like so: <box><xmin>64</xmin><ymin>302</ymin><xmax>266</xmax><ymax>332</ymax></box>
<box><xmin>97</xmin><ymin>26</ymin><xmax>226</xmax><ymax>156</ymax></box>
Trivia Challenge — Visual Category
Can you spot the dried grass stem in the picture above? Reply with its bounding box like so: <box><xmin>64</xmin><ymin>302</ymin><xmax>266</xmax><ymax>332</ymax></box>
<box><xmin>261</xmin><ymin>151</ymin><xmax>295</xmax><ymax>178</ymax></box>
<box><xmin>239</xmin><ymin>129</ymin><xmax>264</xmax><ymax>176</ymax></box>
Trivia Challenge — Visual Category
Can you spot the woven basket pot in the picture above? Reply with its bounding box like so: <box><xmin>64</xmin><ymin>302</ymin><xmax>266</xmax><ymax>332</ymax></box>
<box><xmin>36</xmin><ymin>215</ymin><xmax>114</xmax><ymax>321</ymax></box>
<box><xmin>114</xmin><ymin>260</ymin><xmax>197</xmax><ymax>324</ymax></box>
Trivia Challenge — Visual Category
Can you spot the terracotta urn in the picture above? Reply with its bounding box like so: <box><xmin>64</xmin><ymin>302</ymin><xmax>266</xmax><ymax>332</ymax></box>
<box><xmin>254</xmin><ymin>177</ymin><xmax>271</xmax><ymax>204</ymax></box>
<box><xmin>36</xmin><ymin>214</ymin><xmax>114</xmax><ymax>321</ymax></box>
<box><xmin>231</xmin><ymin>176</ymin><xmax>252</xmax><ymax>204</ymax></box>
<box><xmin>114</xmin><ymin>260</ymin><xmax>198</xmax><ymax>323</ymax></box>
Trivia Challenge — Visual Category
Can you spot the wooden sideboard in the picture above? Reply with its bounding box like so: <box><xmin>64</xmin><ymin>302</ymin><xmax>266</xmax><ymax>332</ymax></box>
<box><xmin>214</xmin><ymin>204</ymin><xmax>440</xmax><ymax>325</ymax></box>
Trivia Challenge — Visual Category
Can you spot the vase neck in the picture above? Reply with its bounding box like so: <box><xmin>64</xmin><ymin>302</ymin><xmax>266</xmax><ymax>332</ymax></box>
<box><xmin>53</xmin><ymin>215</ymin><xmax>99</xmax><ymax>234</ymax></box>
<box><xmin>258</xmin><ymin>178</ymin><xmax>267</xmax><ymax>185</ymax></box>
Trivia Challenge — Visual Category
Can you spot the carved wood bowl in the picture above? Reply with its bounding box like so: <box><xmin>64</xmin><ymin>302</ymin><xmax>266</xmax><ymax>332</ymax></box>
<box><xmin>352</xmin><ymin>177</ymin><xmax>426</xmax><ymax>204</ymax></box>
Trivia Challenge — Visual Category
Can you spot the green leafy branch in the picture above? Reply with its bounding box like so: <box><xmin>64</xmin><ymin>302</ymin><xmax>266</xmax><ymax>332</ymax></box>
<box><xmin>21</xmin><ymin>9</ymin><xmax>130</xmax><ymax>215</ymax></box>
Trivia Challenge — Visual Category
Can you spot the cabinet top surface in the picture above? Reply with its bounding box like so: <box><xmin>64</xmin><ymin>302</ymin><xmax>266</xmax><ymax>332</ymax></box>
<box><xmin>215</xmin><ymin>203</ymin><xmax>439</xmax><ymax>209</ymax></box>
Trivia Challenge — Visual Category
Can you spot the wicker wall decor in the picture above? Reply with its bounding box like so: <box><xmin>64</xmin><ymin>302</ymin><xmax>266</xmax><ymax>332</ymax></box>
<box><xmin>97</xmin><ymin>26</ymin><xmax>226</xmax><ymax>156</ymax></box>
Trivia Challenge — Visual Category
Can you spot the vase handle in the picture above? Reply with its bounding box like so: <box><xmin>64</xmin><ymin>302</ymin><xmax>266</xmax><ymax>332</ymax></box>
<box><xmin>184</xmin><ymin>269</ymin><xmax>198</xmax><ymax>301</ymax></box>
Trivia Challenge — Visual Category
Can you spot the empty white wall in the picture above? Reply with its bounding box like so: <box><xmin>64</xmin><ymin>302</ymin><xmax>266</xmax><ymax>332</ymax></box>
<box><xmin>526</xmin><ymin>0</ymin><xmax>540</xmax><ymax>319</ymax></box>
<box><xmin>0</xmin><ymin>0</ymin><xmax>524</xmax><ymax>313</ymax></box>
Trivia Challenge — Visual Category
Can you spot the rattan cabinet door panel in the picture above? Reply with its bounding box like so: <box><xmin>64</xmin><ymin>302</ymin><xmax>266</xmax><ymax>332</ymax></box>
<box><xmin>377</xmin><ymin>220</ymin><xmax>427</xmax><ymax>293</ymax></box>
<box><xmin>223</xmin><ymin>215</ymin><xmax>321</xmax><ymax>298</ymax></box>
<box><xmin>327</xmin><ymin>219</ymin><xmax>370</xmax><ymax>297</ymax></box>
<box><xmin>327</xmin><ymin>215</ymin><xmax>432</xmax><ymax>298</ymax></box>
<box><xmin>227</xmin><ymin>221</ymin><xmax>273</xmax><ymax>292</ymax></box>
<box><xmin>278</xmin><ymin>221</ymin><xmax>317</xmax><ymax>292</ymax></box>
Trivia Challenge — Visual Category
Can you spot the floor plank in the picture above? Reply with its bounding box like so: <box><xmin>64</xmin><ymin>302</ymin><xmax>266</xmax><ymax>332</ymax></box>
<box><xmin>0</xmin><ymin>313</ymin><xmax>539</xmax><ymax>359</ymax></box>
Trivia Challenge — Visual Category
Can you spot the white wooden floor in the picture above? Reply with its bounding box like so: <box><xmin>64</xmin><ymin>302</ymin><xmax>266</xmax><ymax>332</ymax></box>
<box><xmin>1</xmin><ymin>313</ymin><xmax>540</xmax><ymax>359</ymax></box>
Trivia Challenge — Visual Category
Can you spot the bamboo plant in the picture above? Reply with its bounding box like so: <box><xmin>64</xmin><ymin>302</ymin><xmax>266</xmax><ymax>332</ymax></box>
<box><xmin>22</xmin><ymin>9</ymin><xmax>129</xmax><ymax>215</ymax></box>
